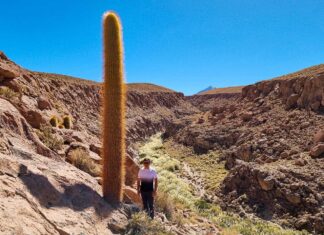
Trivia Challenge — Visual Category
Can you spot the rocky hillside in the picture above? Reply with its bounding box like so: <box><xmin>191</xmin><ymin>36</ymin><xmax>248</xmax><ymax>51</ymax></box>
<box><xmin>0</xmin><ymin>52</ymin><xmax>199</xmax><ymax>234</ymax></box>
<box><xmin>165</xmin><ymin>64</ymin><xmax>324</xmax><ymax>233</ymax></box>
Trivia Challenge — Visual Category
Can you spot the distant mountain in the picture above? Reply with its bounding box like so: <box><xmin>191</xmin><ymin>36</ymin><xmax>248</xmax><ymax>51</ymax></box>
<box><xmin>197</xmin><ymin>86</ymin><xmax>214</xmax><ymax>94</ymax></box>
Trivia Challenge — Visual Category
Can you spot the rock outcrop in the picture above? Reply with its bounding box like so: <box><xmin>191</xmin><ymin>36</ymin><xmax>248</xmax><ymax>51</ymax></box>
<box><xmin>220</xmin><ymin>161</ymin><xmax>323</xmax><ymax>233</ymax></box>
<box><xmin>242</xmin><ymin>64</ymin><xmax>324</xmax><ymax>112</ymax></box>
<box><xmin>165</xmin><ymin>64</ymin><xmax>324</xmax><ymax>233</ymax></box>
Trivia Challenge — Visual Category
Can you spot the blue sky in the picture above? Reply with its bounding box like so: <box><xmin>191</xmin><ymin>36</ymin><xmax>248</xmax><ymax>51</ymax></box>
<box><xmin>1</xmin><ymin>0</ymin><xmax>323</xmax><ymax>95</ymax></box>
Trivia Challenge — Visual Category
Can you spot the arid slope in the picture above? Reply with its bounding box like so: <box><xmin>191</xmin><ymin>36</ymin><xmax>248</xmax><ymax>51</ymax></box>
<box><xmin>0</xmin><ymin>52</ymin><xmax>198</xmax><ymax>234</ymax></box>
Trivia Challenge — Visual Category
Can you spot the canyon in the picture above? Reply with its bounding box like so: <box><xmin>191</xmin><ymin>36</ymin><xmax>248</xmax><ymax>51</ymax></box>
<box><xmin>0</xmin><ymin>51</ymin><xmax>323</xmax><ymax>234</ymax></box>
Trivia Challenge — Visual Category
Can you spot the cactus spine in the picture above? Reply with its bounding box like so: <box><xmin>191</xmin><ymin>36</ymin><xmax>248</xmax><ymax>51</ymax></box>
<box><xmin>102</xmin><ymin>12</ymin><xmax>126</xmax><ymax>203</ymax></box>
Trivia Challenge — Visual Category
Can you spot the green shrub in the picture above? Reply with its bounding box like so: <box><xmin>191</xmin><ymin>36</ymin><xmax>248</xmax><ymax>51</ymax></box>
<box><xmin>139</xmin><ymin>153</ymin><xmax>146</xmax><ymax>158</ymax></box>
<box><xmin>139</xmin><ymin>135</ymin><xmax>309</xmax><ymax>235</ymax></box>
<box><xmin>195</xmin><ymin>199</ymin><xmax>212</xmax><ymax>211</ymax></box>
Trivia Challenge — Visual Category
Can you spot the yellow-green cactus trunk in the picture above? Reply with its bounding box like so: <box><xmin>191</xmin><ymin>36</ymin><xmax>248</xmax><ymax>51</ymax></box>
<box><xmin>102</xmin><ymin>12</ymin><xmax>126</xmax><ymax>203</ymax></box>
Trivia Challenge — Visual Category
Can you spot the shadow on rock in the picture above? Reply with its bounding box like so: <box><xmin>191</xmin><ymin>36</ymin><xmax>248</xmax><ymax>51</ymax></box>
<box><xmin>18</xmin><ymin>165</ymin><xmax>113</xmax><ymax>217</ymax></box>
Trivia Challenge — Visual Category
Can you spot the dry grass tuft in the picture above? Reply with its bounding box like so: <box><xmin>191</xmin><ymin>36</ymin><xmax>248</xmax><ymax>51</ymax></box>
<box><xmin>126</xmin><ymin>212</ymin><xmax>172</xmax><ymax>235</ymax></box>
<box><xmin>221</xmin><ymin>228</ymin><xmax>240</xmax><ymax>235</ymax></box>
<box><xmin>0</xmin><ymin>87</ymin><xmax>19</xmax><ymax>100</ymax></box>
<box><xmin>66</xmin><ymin>149</ymin><xmax>101</xmax><ymax>177</ymax></box>
<box><xmin>36</xmin><ymin>125</ymin><xmax>63</xmax><ymax>151</ymax></box>
<box><xmin>155</xmin><ymin>190</ymin><xmax>175</xmax><ymax>220</ymax></box>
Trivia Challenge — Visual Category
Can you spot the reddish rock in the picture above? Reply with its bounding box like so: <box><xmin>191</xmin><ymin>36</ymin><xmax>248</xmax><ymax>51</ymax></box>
<box><xmin>241</xmin><ymin>112</ymin><xmax>253</xmax><ymax>122</ymax></box>
<box><xmin>37</xmin><ymin>96</ymin><xmax>51</xmax><ymax>110</ymax></box>
<box><xmin>0</xmin><ymin>65</ymin><xmax>16</xmax><ymax>82</ymax></box>
<box><xmin>285</xmin><ymin>193</ymin><xmax>301</xmax><ymax>205</ymax></box>
<box><xmin>125</xmin><ymin>154</ymin><xmax>140</xmax><ymax>186</ymax></box>
<box><xmin>310</xmin><ymin>144</ymin><xmax>324</xmax><ymax>158</ymax></box>
<box><xmin>90</xmin><ymin>143</ymin><xmax>102</xmax><ymax>155</ymax></box>
<box><xmin>314</xmin><ymin>129</ymin><xmax>324</xmax><ymax>144</ymax></box>
<box><xmin>23</xmin><ymin>110</ymin><xmax>45</xmax><ymax>129</ymax></box>
<box><xmin>123</xmin><ymin>185</ymin><xmax>141</xmax><ymax>205</ymax></box>
<box><xmin>285</xmin><ymin>93</ymin><xmax>299</xmax><ymax>109</ymax></box>
<box><xmin>257</xmin><ymin>174</ymin><xmax>275</xmax><ymax>191</ymax></box>
<box><xmin>211</xmin><ymin>106</ymin><xmax>226</xmax><ymax>115</ymax></box>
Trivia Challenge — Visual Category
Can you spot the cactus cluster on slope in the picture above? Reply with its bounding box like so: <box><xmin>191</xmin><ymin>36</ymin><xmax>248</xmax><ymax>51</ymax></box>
<box><xmin>49</xmin><ymin>115</ymin><xmax>72</xmax><ymax>129</ymax></box>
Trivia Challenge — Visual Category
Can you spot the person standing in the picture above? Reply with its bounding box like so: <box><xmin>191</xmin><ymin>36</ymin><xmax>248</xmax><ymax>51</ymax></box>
<box><xmin>137</xmin><ymin>158</ymin><xmax>158</xmax><ymax>219</ymax></box>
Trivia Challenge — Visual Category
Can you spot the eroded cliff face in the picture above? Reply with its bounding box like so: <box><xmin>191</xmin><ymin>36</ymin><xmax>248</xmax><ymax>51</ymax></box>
<box><xmin>242</xmin><ymin>65</ymin><xmax>324</xmax><ymax>112</ymax></box>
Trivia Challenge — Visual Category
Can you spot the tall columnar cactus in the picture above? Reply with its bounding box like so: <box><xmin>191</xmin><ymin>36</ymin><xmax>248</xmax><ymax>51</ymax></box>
<box><xmin>102</xmin><ymin>12</ymin><xmax>126</xmax><ymax>203</ymax></box>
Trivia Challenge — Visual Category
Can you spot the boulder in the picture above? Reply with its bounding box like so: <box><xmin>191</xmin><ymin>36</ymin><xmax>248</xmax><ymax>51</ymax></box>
<box><xmin>237</xmin><ymin>144</ymin><xmax>253</xmax><ymax>162</ymax></box>
<box><xmin>285</xmin><ymin>93</ymin><xmax>299</xmax><ymax>109</ymax></box>
<box><xmin>23</xmin><ymin>110</ymin><xmax>45</xmax><ymax>129</ymax></box>
<box><xmin>107</xmin><ymin>215</ymin><xmax>128</xmax><ymax>234</ymax></box>
<box><xmin>37</xmin><ymin>96</ymin><xmax>51</xmax><ymax>110</ymax></box>
<box><xmin>123</xmin><ymin>186</ymin><xmax>141</xmax><ymax>205</ymax></box>
<box><xmin>314</xmin><ymin>129</ymin><xmax>324</xmax><ymax>144</ymax></box>
<box><xmin>241</xmin><ymin>112</ymin><xmax>253</xmax><ymax>122</ymax></box>
<box><xmin>125</xmin><ymin>155</ymin><xmax>140</xmax><ymax>186</ymax></box>
<box><xmin>71</xmin><ymin>133</ymin><xmax>84</xmax><ymax>142</ymax></box>
<box><xmin>211</xmin><ymin>106</ymin><xmax>226</xmax><ymax>115</ymax></box>
<box><xmin>90</xmin><ymin>143</ymin><xmax>102</xmax><ymax>155</ymax></box>
<box><xmin>66</xmin><ymin>142</ymin><xmax>89</xmax><ymax>153</ymax></box>
<box><xmin>285</xmin><ymin>193</ymin><xmax>301</xmax><ymax>205</ymax></box>
<box><xmin>310</xmin><ymin>101</ymin><xmax>321</xmax><ymax>111</ymax></box>
<box><xmin>0</xmin><ymin>65</ymin><xmax>16</xmax><ymax>82</ymax></box>
<box><xmin>310</xmin><ymin>143</ymin><xmax>324</xmax><ymax>158</ymax></box>
<box><xmin>193</xmin><ymin>138</ymin><xmax>211</xmax><ymax>154</ymax></box>
<box><xmin>0</xmin><ymin>98</ymin><xmax>24</xmax><ymax>135</ymax></box>
<box><xmin>89</xmin><ymin>151</ymin><xmax>101</xmax><ymax>164</ymax></box>
<box><xmin>257</xmin><ymin>174</ymin><xmax>275</xmax><ymax>191</ymax></box>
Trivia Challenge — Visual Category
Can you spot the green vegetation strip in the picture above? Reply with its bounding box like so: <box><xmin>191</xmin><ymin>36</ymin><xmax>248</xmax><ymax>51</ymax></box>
<box><xmin>136</xmin><ymin>134</ymin><xmax>309</xmax><ymax>235</ymax></box>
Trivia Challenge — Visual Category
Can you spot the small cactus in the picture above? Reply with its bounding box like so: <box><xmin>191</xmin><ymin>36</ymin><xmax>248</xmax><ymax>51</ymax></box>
<box><xmin>49</xmin><ymin>115</ymin><xmax>60</xmax><ymax>127</ymax></box>
<box><xmin>62</xmin><ymin>115</ymin><xmax>72</xmax><ymax>129</ymax></box>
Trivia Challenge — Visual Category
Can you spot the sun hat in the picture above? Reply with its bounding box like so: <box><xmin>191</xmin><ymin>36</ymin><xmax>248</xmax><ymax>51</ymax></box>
<box><xmin>141</xmin><ymin>158</ymin><xmax>151</xmax><ymax>164</ymax></box>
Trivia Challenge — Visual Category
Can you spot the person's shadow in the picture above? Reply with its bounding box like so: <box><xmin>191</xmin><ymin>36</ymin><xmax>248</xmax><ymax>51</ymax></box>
<box><xmin>18</xmin><ymin>165</ymin><xmax>113</xmax><ymax>217</ymax></box>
